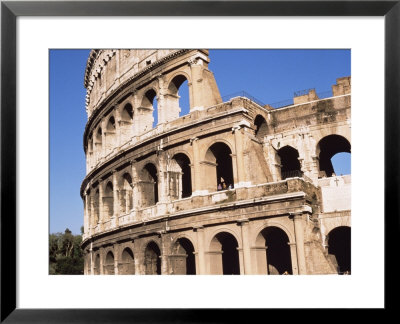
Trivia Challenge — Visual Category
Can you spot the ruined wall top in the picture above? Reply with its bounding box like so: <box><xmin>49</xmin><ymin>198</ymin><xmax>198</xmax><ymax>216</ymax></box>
<box><xmin>83</xmin><ymin>49</ymin><xmax>210</xmax><ymax>118</ymax></box>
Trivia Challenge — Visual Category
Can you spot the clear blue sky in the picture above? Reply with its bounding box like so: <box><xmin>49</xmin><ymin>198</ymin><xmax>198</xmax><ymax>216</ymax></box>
<box><xmin>50</xmin><ymin>49</ymin><xmax>351</xmax><ymax>235</ymax></box>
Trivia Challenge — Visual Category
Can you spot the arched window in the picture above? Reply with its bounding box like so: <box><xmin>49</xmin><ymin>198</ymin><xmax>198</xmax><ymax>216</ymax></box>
<box><xmin>120</xmin><ymin>103</ymin><xmax>134</xmax><ymax>142</ymax></box>
<box><xmin>104</xmin><ymin>251</ymin><xmax>115</xmax><ymax>275</ymax></box>
<box><xmin>94</xmin><ymin>254</ymin><xmax>100</xmax><ymax>275</ymax></box>
<box><xmin>277</xmin><ymin>145</ymin><xmax>302</xmax><ymax>179</ymax></box>
<box><xmin>209</xmin><ymin>232</ymin><xmax>240</xmax><ymax>275</ymax></box>
<box><xmin>167</xmin><ymin>75</ymin><xmax>190</xmax><ymax>119</ymax></box>
<box><xmin>140</xmin><ymin>89</ymin><xmax>158</xmax><ymax>130</ymax></box>
<box><xmin>327</xmin><ymin>226</ymin><xmax>351</xmax><ymax>274</ymax></box>
<box><xmin>105</xmin><ymin>116</ymin><xmax>116</xmax><ymax>154</ymax></box>
<box><xmin>93</xmin><ymin>189</ymin><xmax>100</xmax><ymax>225</ymax></box>
<box><xmin>171</xmin><ymin>238</ymin><xmax>196</xmax><ymax>275</ymax></box>
<box><xmin>140</xmin><ymin>163</ymin><xmax>158</xmax><ymax>207</ymax></box>
<box><xmin>120</xmin><ymin>247</ymin><xmax>135</xmax><ymax>275</ymax></box>
<box><xmin>254</xmin><ymin>115</ymin><xmax>268</xmax><ymax>140</ymax></box>
<box><xmin>255</xmin><ymin>226</ymin><xmax>292</xmax><ymax>275</ymax></box>
<box><xmin>317</xmin><ymin>135</ymin><xmax>351</xmax><ymax>177</ymax></box>
<box><xmin>119</xmin><ymin>173</ymin><xmax>133</xmax><ymax>214</ymax></box>
<box><xmin>204</xmin><ymin>142</ymin><xmax>234</xmax><ymax>192</ymax></box>
<box><xmin>170</xmin><ymin>153</ymin><xmax>192</xmax><ymax>199</ymax></box>
<box><xmin>104</xmin><ymin>182</ymin><xmax>114</xmax><ymax>220</ymax></box>
<box><xmin>145</xmin><ymin>241</ymin><xmax>161</xmax><ymax>275</ymax></box>
<box><xmin>95</xmin><ymin>127</ymin><xmax>102</xmax><ymax>160</ymax></box>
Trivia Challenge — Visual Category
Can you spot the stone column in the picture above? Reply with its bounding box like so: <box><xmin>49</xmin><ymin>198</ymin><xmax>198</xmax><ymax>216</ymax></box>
<box><xmin>233</xmin><ymin>126</ymin><xmax>246</xmax><ymax>187</ymax></box>
<box><xmin>114</xmin><ymin>107</ymin><xmax>121</xmax><ymax>147</ymax></box>
<box><xmin>98</xmin><ymin>179</ymin><xmax>104</xmax><ymax>231</ymax></box>
<box><xmin>189</xmin><ymin>60</ymin><xmax>204</xmax><ymax>111</ymax></box>
<box><xmin>293</xmin><ymin>214</ymin><xmax>307</xmax><ymax>274</ymax></box>
<box><xmin>191</xmin><ymin>137</ymin><xmax>203</xmax><ymax>195</ymax></box>
<box><xmin>156</xmin><ymin>75</ymin><xmax>167</xmax><ymax>124</ymax></box>
<box><xmin>112</xmin><ymin>170</ymin><xmax>120</xmax><ymax>227</ymax></box>
<box><xmin>157</xmin><ymin>151</ymin><xmax>168</xmax><ymax>204</ymax></box>
<box><xmin>99</xmin><ymin>247</ymin><xmax>105</xmax><ymax>275</ymax></box>
<box><xmin>101</xmin><ymin>120</ymin><xmax>106</xmax><ymax>158</ymax></box>
<box><xmin>90</xmin><ymin>187</ymin><xmax>95</xmax><ymax>235</ymax></box>
<box><xmin>238</xmin><ymin>219</ymin><xmax>252</xmax><ymax>274</ymax></box>
<box><xmin>90</xmin><ymin>242</ymin><xmax>94</xmax><ymax>275</ymax></box>
<box><xmin>160</xmin><ymin>232</ymin><xmax>169</xmax><ymax>275</ymax></box>
<box><xmin>113</xmin><ymin>243</ymin><xmax>119</xmax><ymax>275</ymax></box>
<box><xmin>194</xmin><ymin>226</ymin><xmax>206</xmax><ymax>274</ymax></box>
<box><xmin>131</xmin><ymin>160</ymin><xmax>140</xmax><ymax>211</ymax></box>
<box><xmin>288</xmin><ymin>242</ymin><xmax>299</xmax><ymax>275</ymax></box>
<box><xmin>133</xmin><ymin>240</ymin><xmax>142</xmax><ymax>275</ymax></box>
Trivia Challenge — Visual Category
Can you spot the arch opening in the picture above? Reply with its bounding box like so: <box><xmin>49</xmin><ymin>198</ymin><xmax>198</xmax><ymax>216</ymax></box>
<box><xmin>254</xmin><ymin>115</ymin><xmax>268</xmax><ymax>140</ymax></box>
<box><xmin>145</xmin><ymin>241</ymin><xmax>161</xmax><ymax>275</ymax></box>
<box><xmin>120</xmin><ymin>103</ymin><xmax>134</xmax><ymax>142</ymax></box>
<box><xmin>209</xmin><ymin>232</ymin><xmax>240</xmax><ymax>275</ymax></box>
<box><xmin>120</xmin><ymin>247</ymin><xmax>135</xmax><ymax>275</ymax></box>
<box><xmin>255</xmin><ymin>227</ymin><xmax>292</xmax><ymax>275</ymax></box>
<box><xmin>93</xmin><ymin>189</ymin><xmax>100</xmax><ymax>225</ymax></box>
<box><xmin>205</xmin><ymin>142</ymin><xmax>234</xmax><ymax>192</ymax></box>
<box><xmin>95</xmin><ymin>127</ymin><xmax>102</xmax><ymax>161</ymax></box>
<box><xmin>140</xmin><ymin>89</ymin><xmax>158</xmax><ymax>131</ymax></box>
<box><xmin>317</xmin><ymin>135</ymin><xmax>351</xmax><ymax>177</ymax></box>
<box><xmin>327</xmin><ymin>226</ymin><xmax>351</xmax><ymax>274</ymax></box>
<box><xmin>171</xmin><ymin>238</ymin><xmax>196</xmax><ymax>275</ymax></box>
<box><xmin>104</xmin><ymin>251</ymin><xmax>115</xmax><ymax>275</ymax></box>
<box><xmin>277</xmin><ymin>145</ymin><xmax>302</xmax><ymax>180</ymax></box>
<box><xmin>103</xmin><ymin>181</ymin><xmax>114</xmax><ymax>220</ymax></box>
<box><xmin>94</xmin><ymin>254</ymin><xmax>100</xmax><ymax>275</ymax></box>
<box><xmin>140</xmin><ymin>163</ymin><xmax>158</xmax><ymax>207</ymax></box>
<box><xmin>105</xmin><ymin>116</ymin><xmax>116</xmax><ymax>154</ymax></box>
<box><xmin>170</xmin><ymin>153</ymin><xmax>192</xmax><ymax>199</ymax></box>
<box><xmin>168</xmin><ymin>75</ymin><xmax>190</xmax><ymax>119</ymax></box>
<box><xmin>120</xmin><ymin>173</ymin><xmax>133</xmax><ymax>214</ymax></box>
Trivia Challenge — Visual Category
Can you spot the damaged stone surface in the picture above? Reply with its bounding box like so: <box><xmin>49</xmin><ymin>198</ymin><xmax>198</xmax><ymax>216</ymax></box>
<box><xmin>81</xmin><ymin>50</ymin><xmax>351</xmax><ymax>275</ymax></box>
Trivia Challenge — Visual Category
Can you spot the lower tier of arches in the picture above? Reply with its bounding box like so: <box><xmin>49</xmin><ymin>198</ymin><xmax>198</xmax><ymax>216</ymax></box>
<box><xmin>84</xmin><ymin>214</ymin><xmax>350</xmax><ymax>275</ymax></box>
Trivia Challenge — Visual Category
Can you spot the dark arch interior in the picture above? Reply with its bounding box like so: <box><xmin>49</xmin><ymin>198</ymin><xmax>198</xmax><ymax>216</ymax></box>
<box><xmin>121</xmin><ymin>247</ymin><xmax>135</xmax><ymax>275</ymax></box>
<box><xmin>104</xmin><ymin>182</ymin><xmax>114</xmax><ymax>218</ymax></box>
<box><xmin>94</xmin><ymin>254</ymin><xmax>100</xmax><ymax>275</ymax></box>
<box><xmin>107</xmin><ymin>116</ymin><xmax>116</xmax><ymax>131</ymax></box>
<box><xmin>208</xmin><ymin>143</ymin><xmax>234</xmax><ymax>190</ymax></box>
<box><xmin>173</xmin><ymin>238</ymin><xmax>196</xmax><ymax>275</ymax></box>
<box><xmin>105</xmin><ymin>251</ymin><xmax>115</xmax><ymax>275</ymax></box>
<box><xmin>143</xmin><ymin>163</ymin><xmax>158</xmax><ymax>205</ymax></box>
<box><xmin>278</xmin><ymin>146</ymin><xmax>302</xmax><ymax>179</ymax></box>
<box><xmin>122</xmin><ymin>103</ymin><xmax>133</xmax><ymax>121</ymax></box>
<box><xmin>106</xmin><ymin>251</ymin><xmax>114</xmax><ymax>264</ymax></box>
<box><xmin>145</xmin><ymin>241</ymin><xmax>161</xmax><ymax>275</ymax></box>
<box><xmin>216</xmin><ymin>232</ymin><xmax>240</xmax><ymax>275</ymax></box>
<box><xmin>94</xmin><ymin>189</ymin><xmax>100</xmax><ymax>224</ymax></box>
<box><xmin>318</xmin><ymin>135</ymin><xmax>351</xmax><ymax>177</ymax></box>
<box><xmin>122</xmin><ymin>173</ymin><xmax>133</xmax><ymax>187</ymax></box>
<box><xmin>96</xmin><ymin>127</ymin><xmax>102</xmax><ymax>142</ymax></box>
<box><xmin>254</xmin><ymin>115</ymin><xmax>268</xmax><ymax>140</ymax></box>
<box><xmin>173</xmin><ymin>153</ymin><xmax>192</xmax><ymax>198</ymax></box>
<box><xmin>263</xmin><ymin>227</ymin><xmax>292</xmax><ymax>274</ymax></box>
<box><xmin>328</xmin><ymin>226</ymin><xmax>351</xmax><ymax>274</ymax></box>
<box><xmin>122</xmin><ymin>248</ymin><xmax>134</xmax><ymax>262</ymax></box>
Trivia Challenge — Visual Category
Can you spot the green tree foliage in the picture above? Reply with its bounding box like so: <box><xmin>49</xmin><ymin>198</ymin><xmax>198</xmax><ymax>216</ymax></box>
<box><xmin>49</xmin><ymin>228</ymin><xmax>84</xmax><ymax>275</ymax></box>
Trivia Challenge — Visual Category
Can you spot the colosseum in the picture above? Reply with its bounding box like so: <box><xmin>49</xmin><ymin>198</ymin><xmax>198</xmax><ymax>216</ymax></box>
<box><xmin>80</xmin><ymin>49</ymin><xmax>351</xmax><ymax>275</ymax></box>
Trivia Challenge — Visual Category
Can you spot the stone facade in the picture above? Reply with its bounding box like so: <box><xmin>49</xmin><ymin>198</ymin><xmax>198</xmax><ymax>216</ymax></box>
<box><xmin>81</xmin><ymin>49</ymin><xmax>351</xmax><ymax>275</ymax></box>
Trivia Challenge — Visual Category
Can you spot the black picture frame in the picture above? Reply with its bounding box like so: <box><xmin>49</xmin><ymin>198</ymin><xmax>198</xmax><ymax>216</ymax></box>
<box><xmin>1</xmin><ymin>0</ymin><xmax>398</xmax><ymax>322</ymax></box>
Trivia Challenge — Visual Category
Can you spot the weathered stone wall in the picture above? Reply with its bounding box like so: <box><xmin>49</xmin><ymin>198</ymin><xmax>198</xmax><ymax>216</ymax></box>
<box><xmin>81</xmin><ymin>50</ymin><xmax>351</xmax><ymax>275</ymax></box>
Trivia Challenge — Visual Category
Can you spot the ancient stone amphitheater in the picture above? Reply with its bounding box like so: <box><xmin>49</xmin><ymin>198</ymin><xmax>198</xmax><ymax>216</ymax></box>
<box><xmin>80</xmin><ymin>49</ymin><xmax>351</xmax><ymax>275</ymax></box>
